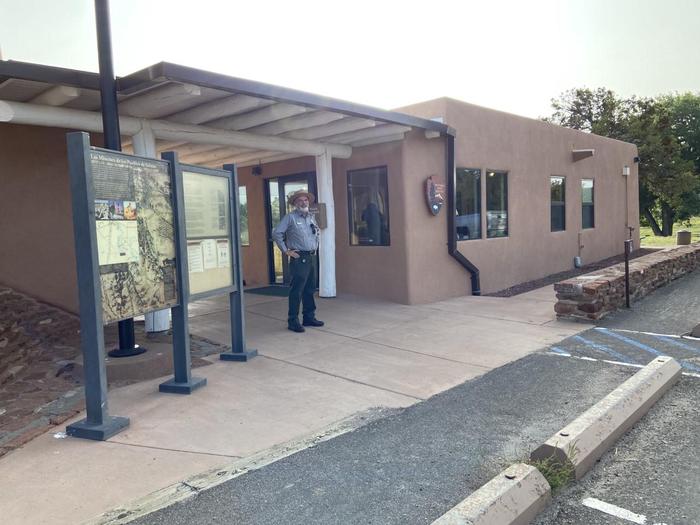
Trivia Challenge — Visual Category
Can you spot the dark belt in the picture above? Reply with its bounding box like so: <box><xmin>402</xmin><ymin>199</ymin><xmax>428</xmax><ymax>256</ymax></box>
<box><xmin>292</xmin><ymin>249</ymin><xmax>316</xmax><ymax>256</ymax></box>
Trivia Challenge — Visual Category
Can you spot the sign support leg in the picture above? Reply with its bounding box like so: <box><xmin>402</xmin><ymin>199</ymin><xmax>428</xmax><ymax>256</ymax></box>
<box><xmin>159</xmin><ymin>151</ymin><xmax>207</xmax><ymax>393</ymax></box>
<box><xmin>159</xmin><ymin>302</ymin><xmax>206</xmax><ymax>394</ymax></box>
<box><xmin>66</xmin><ymin>132</ymin><xmax>129</xmax><ymax>440</ymax></box>
<box><xmin>220</xmin><ymin>164</ymin><xmax>258</xmax><ymax>362</ymax></box>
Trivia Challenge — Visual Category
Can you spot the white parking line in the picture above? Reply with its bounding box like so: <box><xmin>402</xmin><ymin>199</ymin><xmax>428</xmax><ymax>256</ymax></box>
<box><xmin>582</xmin><ymin>497</ymin><xmax>647</xmax><ymax>523</ymax></box>
<box><xmin>609</xmin><ymin>328</ymin><xmax>700</xmax><ymax>342</ymax></box>
<box><xmin>545</xmin><ymin>351</ymin><xmax>700</xmax><ymax>378</ymax></box>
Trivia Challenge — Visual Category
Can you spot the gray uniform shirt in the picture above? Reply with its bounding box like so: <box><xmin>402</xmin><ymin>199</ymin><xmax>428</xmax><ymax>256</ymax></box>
<box><xmin>271</xmin><ymin>209</ymin><xmax>320</xmax><ymax>252</ymax></box>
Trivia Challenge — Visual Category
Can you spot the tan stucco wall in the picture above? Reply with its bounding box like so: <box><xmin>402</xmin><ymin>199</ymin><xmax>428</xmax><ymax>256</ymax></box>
<box><xmin>236</xmin><ymin>144</ymin><xmax>408</xmax><ymax>303</ymax></box>
<box><xmin>399</xmin><ymin>98</ymin><xmax>640</xmax><ymax>295</ymax></box>
<box><xmin>399</xmin><ymin>130</ymin><xmax>471</xmax><ymax>303</ymax></box>
<box><xmin>1</xmin><ymin>96</ymin><xmax>640</xmax><ymax>310</ymax></box>
<box><xmin>332</xmin><ymin>141</ymin><xmax>409</xmax><ymax>303</ymax></box>
<box><xmin>0</xmin><ymin>124</ymin><xmax>82</xmax><ymax>312</ymax></box>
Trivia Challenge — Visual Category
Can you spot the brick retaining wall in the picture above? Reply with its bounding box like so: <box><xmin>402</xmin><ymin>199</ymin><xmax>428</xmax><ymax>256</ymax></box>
<box><xmin>554</xmin><ymin>244</ymin><xmax>700</xmax><ymax>321</ymax></box>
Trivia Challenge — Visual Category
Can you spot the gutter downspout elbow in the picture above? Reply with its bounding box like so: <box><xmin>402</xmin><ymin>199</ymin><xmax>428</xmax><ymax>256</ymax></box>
<box><xmin>445</xmin><ymin>132</ymin><xmax>481</xmax><ymax>296</ymax></box>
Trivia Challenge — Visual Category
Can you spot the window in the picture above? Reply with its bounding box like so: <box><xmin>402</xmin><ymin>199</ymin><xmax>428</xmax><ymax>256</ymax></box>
<box><xmin>582</xmin><ymin>179</ymin><xmax>595</xmax><ymax>229</ymax></box>
<box><xmin>486</xmin><ymin>170</ymin><xmax>508</xmax><ymax>238</ymax></box>
<box><xmin>347</xmin><ymin>166</ymin><xmax>390</xmax><ymax>246</ymax></box>
<box><xmin>238</xmin><ymin>186</ymin><xmax>249</xmax><ymax>246</ymax></box>
<box><xmin>550</xmin><ymin>176</ymin><xmax>566</xmax><ymax>232</ymax></box>
<box><xmin>456</xmin><ymin>168</ymin><xmax>481</xmax><ymax>240</ymax></box>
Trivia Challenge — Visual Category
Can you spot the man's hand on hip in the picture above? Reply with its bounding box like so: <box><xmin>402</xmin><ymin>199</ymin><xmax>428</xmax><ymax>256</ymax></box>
<box><xmin>286</xmin><ymin>249</ymin><xmax>300</xmax><ymax>259</ymax></box>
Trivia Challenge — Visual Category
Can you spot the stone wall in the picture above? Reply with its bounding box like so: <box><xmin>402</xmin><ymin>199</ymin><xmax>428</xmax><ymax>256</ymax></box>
<box><xmin>554</xmin><ymin>244</ymin><xmax>700</xmax><ymax>321</ymax></box>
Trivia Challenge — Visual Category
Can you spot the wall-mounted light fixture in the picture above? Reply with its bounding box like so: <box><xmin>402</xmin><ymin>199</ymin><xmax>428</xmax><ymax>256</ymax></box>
<box><xmin>622</xmin><ymin>165</ymin><xmax>630</xmax><ymax>177</ymax></box>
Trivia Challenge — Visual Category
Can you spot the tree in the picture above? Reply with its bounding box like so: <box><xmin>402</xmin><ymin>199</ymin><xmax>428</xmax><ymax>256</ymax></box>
<box><xmin>627</xmin><ymin>98</ymin><xmax>697</xmax><ymax>234</ymax></box>
<box><xmin>545</xmin><ymin>89</ymin><xmax>700</xmax><ymax>236</ymax></box>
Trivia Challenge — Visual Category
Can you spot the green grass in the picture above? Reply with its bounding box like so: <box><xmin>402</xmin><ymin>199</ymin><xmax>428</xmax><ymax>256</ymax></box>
<box><xmin>639</xmin><ymin>216</ymin><xmax>700</xmax><ymax>247</ymax></box>
<box><xmin>528</xmin><ymin>442</ymin><xmax>579</xmax><ymax>492</ymax></box>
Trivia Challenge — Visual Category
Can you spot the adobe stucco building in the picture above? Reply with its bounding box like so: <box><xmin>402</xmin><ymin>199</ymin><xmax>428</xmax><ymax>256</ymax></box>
<box><xmin>0</xmin><ymin>60</ymin><xmax>640</xmax><ymax>313</ymax></box>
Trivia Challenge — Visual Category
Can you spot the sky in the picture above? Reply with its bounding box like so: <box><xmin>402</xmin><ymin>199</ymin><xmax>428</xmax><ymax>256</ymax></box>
<box><xmin>0</xmin><ymin>0</ymin><xmax>698</xmax><ymax>119</ymax></box>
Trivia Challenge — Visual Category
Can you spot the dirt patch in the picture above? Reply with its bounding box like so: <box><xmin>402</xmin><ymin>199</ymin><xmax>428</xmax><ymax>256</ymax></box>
<box><xmin>0</xmin><ymin>285</ymin><xmax>227</xmax><ymax>458</ymax></box>
<box><xmin>485</xmin><ymin>249</ymin><xmax>659</xmax><ymax>297</ymax></box>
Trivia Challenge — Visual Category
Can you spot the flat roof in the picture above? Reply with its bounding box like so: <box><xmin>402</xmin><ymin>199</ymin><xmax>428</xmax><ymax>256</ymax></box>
<box><xmin>0</xmin><ymin>59</ymin><xmax>452</xmax><ymax>167</ymax></box>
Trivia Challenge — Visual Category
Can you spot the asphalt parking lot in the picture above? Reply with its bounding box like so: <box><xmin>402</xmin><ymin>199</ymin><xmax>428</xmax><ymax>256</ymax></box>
<box><xmin>535</xmin><ymin>271</ymin><xmax>700</xmax><ymax>525</ymax></box>
<box><xmin>533</xmin><ymin>373</ymin><xmax>700</xmax><ymax>525</ymax></box>
<box><xmin>130</xmin><ymin>272</ymin><xmax>700</xmax><ymax>525</ymax></box>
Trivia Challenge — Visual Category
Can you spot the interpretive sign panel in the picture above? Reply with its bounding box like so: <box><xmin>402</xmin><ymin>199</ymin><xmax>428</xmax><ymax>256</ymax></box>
<box><xmin>182</xmin><ymin>169</ymin><xmax>234</xmax><ymax>297</ymax></box>
<box><xmin>90</xmin><ymin>150</ymin><xmax>178</xmax><ymax>324</ymax></box>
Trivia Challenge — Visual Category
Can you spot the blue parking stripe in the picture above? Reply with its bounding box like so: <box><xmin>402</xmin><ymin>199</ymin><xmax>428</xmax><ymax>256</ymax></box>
<box><xmin>596</xmin><ymin>328</ymin><xmax>700</xmax><ymax>372</ymax></box>
<box><xmin>549</xmin><ymin>346</ymin><xmax>570</xmax><ymax>355</ymax></box>
<box><xmin>650</xmin><ymin>334</ymin><xmax>700</xmax><ymax>356</ymax></box>
<box><xmin>571</xmin><ymin>335</ymin><xmax>635</xmax><ymax>364</ymax></box>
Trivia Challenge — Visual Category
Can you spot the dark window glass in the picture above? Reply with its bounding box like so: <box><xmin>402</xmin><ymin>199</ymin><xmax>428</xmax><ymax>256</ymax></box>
<box><xmin>486</xmin><ymin>170</ymin><xmax>508</xmax><ymax>238</ymax></box>
<box><xmin>347</xmin><ymin>166</ymin><xmax>390</xmax><ymax>246</ymax></box>
<box><xmin>456</xmin><ymin>168</ymin><xmax>481</xmax><ymax>240</ymax></box>
<box><xmin>550</xmin><ymin>176</ymin><xmax>566</xmax><ymax>232</ymax></box>
<box><xmin>582</xmin><ymin>179</ymin><xmax>595</xmax><ymax>229</ymax></box>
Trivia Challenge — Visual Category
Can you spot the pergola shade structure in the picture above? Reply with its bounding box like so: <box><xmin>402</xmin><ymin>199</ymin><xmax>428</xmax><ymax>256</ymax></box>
<box><xmin>0</xmin><ymin>59</ymin><xmax>451</xmax><ymax>297</ymax></box>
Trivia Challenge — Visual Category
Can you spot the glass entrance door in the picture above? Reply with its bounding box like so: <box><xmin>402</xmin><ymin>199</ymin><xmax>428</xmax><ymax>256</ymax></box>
<box><xmin>265</xmin><ymin>173</ymin><xmax>317</xmax><ymax>285</ymax></box>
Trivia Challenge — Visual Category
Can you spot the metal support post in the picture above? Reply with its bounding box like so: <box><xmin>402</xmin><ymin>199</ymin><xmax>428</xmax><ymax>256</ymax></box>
<box><xmin>66</xmin><ymin>132</ymin><xmax>129</xmax><ymax>440</ymax></box>
<box><xmin>159</xmin><ymin>151</ymin><xmax>207</xmax><ymax>394</ymax></box>
<box><xmin>624</xmin><ymin>239</ymin><xmax>633</xmax><ymax>308</ymax></box>
<box><xmin>94</xmin><ymin>0</ymin><xmax>141</xmax><ymax>357</ymax></box>
<box><xmin>220</xmin><ymin>164</ymin><xmax>258</xmax><ymax>362</ymax></box>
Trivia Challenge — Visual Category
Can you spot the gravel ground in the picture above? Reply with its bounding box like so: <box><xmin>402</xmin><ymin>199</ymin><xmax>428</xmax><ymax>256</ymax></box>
<box><xmin>0</xmin><ymin>285</ymin><xmax>223</xmax><ymax>457</ymax></box>
<box><xmin>534</xmin><ymin>376</ymin><xmax>700</xmax><ymax>525</ymax></box>
<box><xmin>486</xmin><ymin>248</ymin><xmax>658</xmax><ymax>297</ymax></box>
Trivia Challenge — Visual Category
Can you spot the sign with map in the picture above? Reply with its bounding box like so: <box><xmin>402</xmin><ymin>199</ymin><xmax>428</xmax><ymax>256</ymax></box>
<box><xmin>182</xmin><ymin>169</ymin><xmax>234</xmax><ymax>297</ymax></box>
<box><xmin>90</xmin><ymin>150</ymin><xmax>178</xmax><ymax>324</ymax></box>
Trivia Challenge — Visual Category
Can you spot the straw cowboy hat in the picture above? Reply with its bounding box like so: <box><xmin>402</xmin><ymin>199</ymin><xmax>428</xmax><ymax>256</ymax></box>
<box><xmin>287</xmin><ymin>189</ymin><xmax>315</xmax><ymax>206</ymax></box>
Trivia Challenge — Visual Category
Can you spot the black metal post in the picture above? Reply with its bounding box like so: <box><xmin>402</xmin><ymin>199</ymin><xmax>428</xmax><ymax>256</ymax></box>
<box><xmin>159</xmin><ymin>152</ymin><xmax>206</xmax><ymax>394</ymax></box>
<box><xmin>94</xmin><ymin>0</ymin><xmax>141</xmax><ymax>357</ymax></box>
<box><xmin>66</xmin><ymin>132</ymin><xmax>129</xmax><ymax>440</ymax></box>
<box><xmin>220</xmin><ymin>164</ymin><xmax>258</xmax><ymax>362</ymax></box>
<box><xmin>624</xmin><ymin>239</ymin><xmax>632</xmax><ymax>308</ymax></box>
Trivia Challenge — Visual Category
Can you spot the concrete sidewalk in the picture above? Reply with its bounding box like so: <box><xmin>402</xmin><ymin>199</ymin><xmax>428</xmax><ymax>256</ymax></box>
<box><xmin>0</xmin><ymin>286</ymin><xmax>585</xmax><ymax>525</ymax></box>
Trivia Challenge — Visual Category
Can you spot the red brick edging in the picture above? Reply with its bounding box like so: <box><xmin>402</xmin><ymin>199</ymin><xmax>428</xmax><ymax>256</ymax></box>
<box><xmin>554</xmin><ymin>244</ymin><xmax>700</xmax><ymax>320</ymax></box>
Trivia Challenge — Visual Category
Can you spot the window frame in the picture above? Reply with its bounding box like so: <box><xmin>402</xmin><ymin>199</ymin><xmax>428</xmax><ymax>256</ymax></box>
<box><xmin>238</xmin><ymin>185</ymin><xmax>250</xmax><ymax>246</ymax></box>
<box><xmin>485</xmin><ymin>169</ymin><xmax>509</xmax><ymax>238</ymax></box>
<box><xmin>346</xmin><ymin>165</ymin><xmax>391</xmax><ymax>247</ymax></box>
<box><xmin>581</xmin><ymin>178</ymin><xmax>595</xmax><ymax>229</ymax></box>
<box><xmin>455</xmin><ymin>167</ymin><xmax>482</xmax><ymax>241</ymax></box>
<box><xmin>550</xmin><ymin>176</ymin><xmax>566</xmax><ymax>232</ymax></box>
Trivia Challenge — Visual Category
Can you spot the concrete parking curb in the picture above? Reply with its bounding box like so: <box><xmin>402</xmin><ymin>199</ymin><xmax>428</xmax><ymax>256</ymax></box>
<box><xmin>431</xmin><ymin>463</ymin><xmax>551</xmax><ymax>525</ymax></box>
<box><xmin>531</xmin><ymin>356</ymin><xmax>681</xmax><ymax>480</ymax></box>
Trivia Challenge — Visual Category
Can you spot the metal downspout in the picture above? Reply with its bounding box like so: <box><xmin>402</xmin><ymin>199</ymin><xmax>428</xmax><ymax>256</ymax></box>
<box><xmin>445</xmin><ymin>132</ymin><xmax>481</xmax><ymax>295</ymax></box>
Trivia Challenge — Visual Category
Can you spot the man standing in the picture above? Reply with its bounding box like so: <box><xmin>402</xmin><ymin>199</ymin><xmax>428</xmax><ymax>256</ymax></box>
<box><xmin>271</xmin><ymin>189</ymin><xmax>325</xmax><ymax>333</ymax></box>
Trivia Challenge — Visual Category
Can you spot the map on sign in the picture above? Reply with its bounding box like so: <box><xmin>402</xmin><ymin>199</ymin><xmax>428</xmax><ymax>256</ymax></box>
<box><xmin>90</xmin><ymin>150</ymin><xmax>178</xmax><ymax>324</ymax></box>
<box><xmin>95</xmin><ymin>220</ymin><xmax>140</xmax><ymax>265</ymax></box>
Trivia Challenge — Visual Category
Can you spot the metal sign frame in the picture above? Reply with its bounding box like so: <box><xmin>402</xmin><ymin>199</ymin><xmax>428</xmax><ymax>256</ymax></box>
<box><xmin>159</xmin><ymin>154</ymin><xmax>256</xmax><ymax>392</ymax></box>
<box><xmin>179</xmin><ymin>163</ymin><xmax>238</xmax><ymax>302</ymax></box>
<box><xmin>66</xmin><ymin>132</ymin><xmax>137</xmax><ymax>440</ymax></box>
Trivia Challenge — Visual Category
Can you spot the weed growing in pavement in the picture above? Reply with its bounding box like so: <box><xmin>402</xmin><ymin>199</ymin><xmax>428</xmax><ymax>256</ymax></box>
<box><xmin>528</xmin><ymin>442</ymin><xmax>578</xmax><ymax>492</ymax></box>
